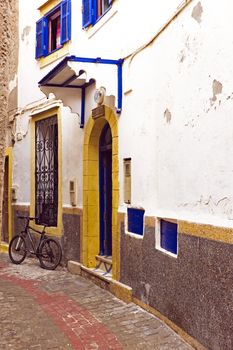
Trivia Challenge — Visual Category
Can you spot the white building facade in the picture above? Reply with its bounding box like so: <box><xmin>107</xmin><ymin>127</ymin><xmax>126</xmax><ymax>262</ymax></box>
<box><xmin>1</xmin><ymin>0</ymin><xmax>233</xmax><ymax>349</ymax></box>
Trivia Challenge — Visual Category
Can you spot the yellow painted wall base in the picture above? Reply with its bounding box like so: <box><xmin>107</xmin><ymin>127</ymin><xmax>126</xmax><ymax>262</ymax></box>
<box><xmin>0</xmin><ymin>243</ymin><xmax>9</xmax><ymax>253</ymax></box>
<box><xmin>109</xmin><ymin>280</ymin><xmax>132</xmax><ymax>304</ymax></box>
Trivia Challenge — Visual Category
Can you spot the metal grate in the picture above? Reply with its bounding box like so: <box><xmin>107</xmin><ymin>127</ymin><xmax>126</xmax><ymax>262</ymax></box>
<box><xmin>35</xmin><ymin>116</ymin><xmax>58</xmax><ymax>226</ymax></box>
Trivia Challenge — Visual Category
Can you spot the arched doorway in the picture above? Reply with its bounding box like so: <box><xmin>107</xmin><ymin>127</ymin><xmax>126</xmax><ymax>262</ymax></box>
<box><xmin>99</xmin><ymin>124</ymin><xmax>112</xmax><ymax>256</ymax></box>
<box><xmin>82</xmin><ymin>106</ymin><xmax>120</xmax><ymax>279</ymax></box>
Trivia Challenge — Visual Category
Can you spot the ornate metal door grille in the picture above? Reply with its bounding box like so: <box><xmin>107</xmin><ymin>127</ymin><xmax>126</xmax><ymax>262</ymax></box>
<box><xmin>35</xmin><ymin>116</ymin><xmax>58</xmax><ymax>226</ymax></box>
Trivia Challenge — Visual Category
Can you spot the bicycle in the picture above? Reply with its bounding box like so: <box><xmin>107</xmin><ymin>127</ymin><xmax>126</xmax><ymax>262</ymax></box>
<box><xmin>9</xmin><ymin>216</ymin><xmax>62</xmax><ymax>270</ymax></box>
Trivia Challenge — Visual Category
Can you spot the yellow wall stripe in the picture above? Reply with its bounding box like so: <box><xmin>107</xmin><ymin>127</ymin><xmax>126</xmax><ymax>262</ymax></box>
<box><xmin>179</xmin><ymin>221</ymin><xmax>233</xmax><ymax>244</ymax></box>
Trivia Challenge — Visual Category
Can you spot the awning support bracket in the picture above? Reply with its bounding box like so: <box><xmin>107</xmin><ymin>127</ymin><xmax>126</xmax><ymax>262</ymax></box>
<box><xmin>38</xmin><ymin>55</ymin><xmax>124</xmax><ymax>128</ymax></box>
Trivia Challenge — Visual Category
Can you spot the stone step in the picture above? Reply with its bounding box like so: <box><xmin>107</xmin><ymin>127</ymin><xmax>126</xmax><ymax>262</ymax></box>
<box><xmin>68</xmin><ymin>260</ymin><xmax>133</xmax><ymax>303</ymax></box>
<box><xmin>95</xmin><ymin>255</ymin><xmax>112</xmax><ymax>274</ymax></box>
<box><xmin>81</xmin><ymin>265</ymin><xmax>112</xmax><ymax>291</ymax></box>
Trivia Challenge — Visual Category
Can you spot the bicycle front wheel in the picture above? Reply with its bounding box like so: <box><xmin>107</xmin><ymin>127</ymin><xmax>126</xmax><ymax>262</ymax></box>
<box><xmin>39</xmin><ymin>238</ymin><xmax>62</xmax><ymax>270</ymax></box>
<box><xmin>9</xmin><ymin>235</ymin><xmax>27</xmax><ymax>264</ymax></box>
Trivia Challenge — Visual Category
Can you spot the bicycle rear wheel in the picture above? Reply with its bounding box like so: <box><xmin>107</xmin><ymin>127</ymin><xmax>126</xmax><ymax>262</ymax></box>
<box><xmin>39</xmin><ymin>238</ymin><xmax>62</xmax><ymax>270</ymax></box>
<box><xmin>9</xmin><ymin>235</ymin><xmax>27</xmax><ymax>264</ymax></box>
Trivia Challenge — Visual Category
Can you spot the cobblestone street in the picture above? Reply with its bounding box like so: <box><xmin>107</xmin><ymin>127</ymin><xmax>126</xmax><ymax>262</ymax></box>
<box><xmin>0</xmin><ymin>253</ymin><xmax>193</xmax><ymax>350</ymax></box>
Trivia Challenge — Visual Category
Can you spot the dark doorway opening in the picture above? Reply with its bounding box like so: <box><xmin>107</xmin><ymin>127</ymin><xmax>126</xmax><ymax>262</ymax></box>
<box><xmin>99</xmin><ymin>124</ymin><xmax>112</xmax><ymax>256</ymax></box>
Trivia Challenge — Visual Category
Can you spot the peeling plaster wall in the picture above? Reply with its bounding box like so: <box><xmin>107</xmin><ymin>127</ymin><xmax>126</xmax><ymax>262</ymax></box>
<box><xmin>0</xmin><ymin>0</ymin><xmax>18</xmax><ymax>229</ymax></box>
<box><xmin>16</xmin><ymin>0</ymin><xmax>184</xmax><ymax>207</ymax></box>
<box><xmin>16</xmin><ymin>0</ymin><xmax>233</xmax><ymax>227</ymax></box>
<box><xmin>118</xmin><ymin>0</ymin><xmax>233</xmax><ymax>228</ymax></box>
<box><xmin>61</xmin><ymin>106</ymin><xmax>84</xmax><ymax>207</ymax></box>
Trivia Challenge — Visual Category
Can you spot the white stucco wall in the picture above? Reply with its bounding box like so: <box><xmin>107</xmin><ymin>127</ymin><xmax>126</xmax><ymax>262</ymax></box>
<box><xmin>12</xmin><ymin>111</ymin><xmax>31</xmax><ymax>205</ymax></box>
<box><xmin>119</xmin><ymin>0</ymin><xmax>233</xmax><ymax>227</ymax></box>
<box><xmin>61</xmin><ymin>106</ymin><xmax>84</xmax><ymax>207</ymax></box>
<box><xmin>16</xmin><ymin>0</ymin><xmax>233</xmax><ymax>227</ymax></box>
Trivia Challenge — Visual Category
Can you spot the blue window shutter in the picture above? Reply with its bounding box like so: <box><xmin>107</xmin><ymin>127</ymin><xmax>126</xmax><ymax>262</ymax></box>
<box><xmin>36</xmin><ymin>18</ymin><xmax>44</xmax><ymax>58</ymax></box>
<box><xmin>82</xmin><ymin>0</ymin><xmax>93</xmax><ymax>28</ymax></box>
<box><xmin>35</xmin><ymin>17</ymin><xmax>48</xmax><ymax>58</ymax></box>
<box><xmin>61</xmin><ymin>0</ymin><xmax>71</xmax><ymax>45</ymax></box>
<box><xmin>43</xmin><ymin>17</ymin><xmax>49</xmax><ymax>57</ymax></box>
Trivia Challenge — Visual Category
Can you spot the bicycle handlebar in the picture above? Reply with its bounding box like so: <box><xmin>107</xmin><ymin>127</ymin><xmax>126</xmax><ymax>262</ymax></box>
<box><xmin>17</xmin><ymin>216</ymin><xmax>38</xmax><ymax>221</ymax></box>
<box><xmin>17</xmin><ymin>216</ymin><xmax>48</xmax><ymax>229</ymax></box>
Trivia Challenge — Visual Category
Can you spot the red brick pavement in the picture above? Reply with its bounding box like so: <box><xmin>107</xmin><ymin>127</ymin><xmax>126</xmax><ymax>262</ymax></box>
<box><xmin>0</xmin><ymin>254</ymin><xmax>193</xmax><ymax>350</ymax></box>
<box><xmin>0</xmin><ymin>272</ymin><xmax>123</xmax><ymax>350</ymax></box>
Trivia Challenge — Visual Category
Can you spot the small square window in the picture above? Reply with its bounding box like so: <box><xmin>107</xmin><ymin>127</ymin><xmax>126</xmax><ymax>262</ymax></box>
<box><xmin>156</xmin><ymin>219</ymin><xmax>178</xmax><ymax>256</ymax></box>
<box><xmin>127</xmin><ymin>207</ymin><xmax>145</xmax><ymax>236</ymax></box>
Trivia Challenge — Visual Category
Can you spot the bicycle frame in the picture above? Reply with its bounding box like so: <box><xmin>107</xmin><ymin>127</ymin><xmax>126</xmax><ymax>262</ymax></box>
<box><xmin>20</xmin><ymin>220</ymin><xmax>47</xmax><ymax>256</ymax></box>
<box><xmin>9</xmin><ymin>215</ymin><xmax>62</xmax><ymax>270</ymax></box>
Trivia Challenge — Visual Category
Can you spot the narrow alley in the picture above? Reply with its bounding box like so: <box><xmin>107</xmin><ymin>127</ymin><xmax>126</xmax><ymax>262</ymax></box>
<box><xmin>0</xmin><ymin>253</ymin><xmax>193</xmax><ymax>350</ymax></box>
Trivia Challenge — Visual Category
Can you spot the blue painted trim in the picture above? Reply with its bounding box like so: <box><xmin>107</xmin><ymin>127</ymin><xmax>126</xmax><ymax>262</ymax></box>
<box><xmin>38</xmin><ymin>55</ymin><xmax>124</xmax><ymax>126</ymax></box>
<box><xmin>67</xmin><ymin>56</ymin><xmax>123</xmax><ymax>112</ymax></box>
<box><xmin>80</xmin><ymin>88</ymin><xmax>85</xmax><ymax>128</ymax></box>
<box><xmin>68</xmin><ymin>55</ymin><xmax>121</xmax><ymax>65</ymax></box>
<box><xmin>117</xmin><ymin>60</ymin><xmax>123</xmax><ymax>113</ymax></box>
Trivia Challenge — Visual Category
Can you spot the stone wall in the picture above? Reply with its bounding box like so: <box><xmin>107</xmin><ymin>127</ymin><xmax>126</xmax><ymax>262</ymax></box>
<box><xmin>0</xmin><ymin>0</ymin><xmax>18</xmax><ymax>233</ymax></box>
<box><xmin>119</xmin><ymin>214</ymin><xmax>233</xmax><ymax>350</ymax></box>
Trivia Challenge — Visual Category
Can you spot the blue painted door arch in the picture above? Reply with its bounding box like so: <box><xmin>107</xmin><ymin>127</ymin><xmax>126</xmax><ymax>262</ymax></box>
<box><xmin>99</xmin><ymin>124</ymin><xmax>112</xmax><ymax>256</ymax></box>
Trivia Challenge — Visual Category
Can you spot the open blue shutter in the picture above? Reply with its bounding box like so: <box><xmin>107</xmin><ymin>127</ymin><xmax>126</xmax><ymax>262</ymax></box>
<box><xmin>36</xmin><ymin>18</ymin><xmax>44</xmax><ymax>58</ymax></box>
<box><xmin>61</xmin><ymin>0</ymin><xmax>71</xmax><ymax>45</ymax></box>
<box><xmin>43</xmin><ymin>17</ymin><xmax>48</xmax><ymax>56</ymax></box>
<box><xmin>82</xmin><ymin>0</ymin><xmax>93</xmax><ymax>28</ymax></box>
<box><xmin>35</xmin><ymin>17</ymin><xmax>48</xmax><ymax>58</ymax></box>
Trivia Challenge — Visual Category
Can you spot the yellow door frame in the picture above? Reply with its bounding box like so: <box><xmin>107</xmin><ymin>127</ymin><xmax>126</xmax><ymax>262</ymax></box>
<box><xmin>0</xmin><ymin>147</ymin><xmax>13</xmax><ymax>253</ymax></box>
<box><xmin>30</xmin><ymin>106</ymin><xmax>62</xmax><ymax>236</ymax></box>
<box><xmin>83</xmin><ymin>106</ymin><xmax>120</xmax><ymax>280</ymax></box>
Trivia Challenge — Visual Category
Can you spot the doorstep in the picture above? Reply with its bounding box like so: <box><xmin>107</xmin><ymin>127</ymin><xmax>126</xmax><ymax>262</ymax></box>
<box><xmin>67</xmin><ymin>260</ymin><xmax>132</xmax><ymax>304</ymax></box>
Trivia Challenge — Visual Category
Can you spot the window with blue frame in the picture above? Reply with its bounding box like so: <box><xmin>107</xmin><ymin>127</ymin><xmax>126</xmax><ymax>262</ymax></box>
<box><xmin>36</xmin><ymin>0</ymin><xmax>71</xmax><ymax>59</ymax></box>
<box><xmin>160</xmin><ymin>220</ymin><xmax>178</xmax><ymax>255</ymax></box>
<box><xmin>127</xmin><ymin>208</ymin><xmax>145</xmax><ymax>236</ymax></box>
<box><xmin>82</xmin><ymin>0</ymin><xmax>113</xmax><ymax>28</ymax></box>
